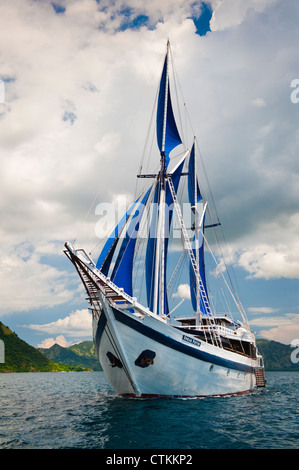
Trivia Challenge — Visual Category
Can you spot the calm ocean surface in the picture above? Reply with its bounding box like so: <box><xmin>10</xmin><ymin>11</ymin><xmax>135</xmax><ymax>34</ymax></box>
<box><xmin>0</xmin><ymin>371</ymin><xmax>298</xmax><ymax>450</ymax></box>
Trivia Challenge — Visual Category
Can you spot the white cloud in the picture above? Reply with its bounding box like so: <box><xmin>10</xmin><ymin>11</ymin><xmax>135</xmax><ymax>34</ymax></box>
<box><xmin>0</xmin><ymin>243</ymin><xmax>77</xmax><ymax>314</ymax></box>
<box><xmin>248</xmin><ymin>307</ymin><xmax>279</xmax><ymax>314</ymax></box>
<box><xmin>173</xmin><ymin>283</ymin><xmax>191</xmax><ymax>300</ymax></box>
<box><xmin>236</xmin><ymin>243</ymin><xmax>299</xmax><ymax>280</ymax></box>
<box><xmin>225</xmin><ymin>213</ymin><xmax>299</xmax><ymax>279</ymax></box>
<box><xmin>27</xmin><ymin>309</ymin><xmax>92</xmax><ymax>337</ymax></box>
<box><xmin>252</xmin><ymin>313</ymin><xmax>299</xmax><ymax>345</ymax></box>
<box><xmin>38</xmin><ymin>335</ymin><xmax>72</xmax><ymax>349</ymax></box>
<box><xmin>0</xmin><ymin>0</ymin><xmax>298</xmax><ymax>332</ymax></box>
<box><xmin>252</xmin><ymin>98</ymin><xmax>266</xmax><ymax>108</ymax></box>
<box><xmin>209</xmin><ymin>0</ymin><xmax>275</xmax><ymax>31</ymax></box>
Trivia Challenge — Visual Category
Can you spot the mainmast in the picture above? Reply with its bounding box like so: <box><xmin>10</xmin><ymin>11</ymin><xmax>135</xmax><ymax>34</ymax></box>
<box><xmin>144</xmin><ymin>40</ymin><xmax>182</xmax><ymax>317</ymax></box>
<box><xmin>153</xmin><ymin>40</ymin><xmax>170</xmax><ymax>316</ymax></box>
<box><xmin>191</xmin><ymin>138</ymin><xmax>200</xmax><ymax>319</ymax></box>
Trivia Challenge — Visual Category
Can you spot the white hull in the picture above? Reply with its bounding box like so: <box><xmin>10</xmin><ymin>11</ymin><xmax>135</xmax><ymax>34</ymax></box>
<box><xmin>93</xmin><ymin>302</ymin><xmax>259</xmax><ymax>398</ymax></box>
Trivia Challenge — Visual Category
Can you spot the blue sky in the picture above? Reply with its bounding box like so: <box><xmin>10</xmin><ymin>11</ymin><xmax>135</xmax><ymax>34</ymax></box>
<box><xmin>0</xmin><ymin>0</ymin><xmax>298</xmax><ymax>348</ymax></box>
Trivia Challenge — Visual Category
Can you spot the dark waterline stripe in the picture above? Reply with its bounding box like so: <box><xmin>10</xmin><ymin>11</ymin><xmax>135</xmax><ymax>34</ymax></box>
<box><xmin>111</xmin><ymin>307</ymin><xmax>254</xmax><ymax>373</ymax></box>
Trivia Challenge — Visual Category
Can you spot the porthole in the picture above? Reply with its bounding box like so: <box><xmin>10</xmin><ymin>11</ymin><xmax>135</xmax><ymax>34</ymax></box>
<box><xmin>135</xmin><ymin>349</ymin><xmax>156</xmax><ymax>368</ymax></box>
<box><xmin>209</xmin><ymin>364</ymin><xmax>214</xmax><ymax>372</ymax></box>
<box><xmin>106</xmin><ymin>351</ymin><xmax>123</xmax><ymax>368</ymax></box>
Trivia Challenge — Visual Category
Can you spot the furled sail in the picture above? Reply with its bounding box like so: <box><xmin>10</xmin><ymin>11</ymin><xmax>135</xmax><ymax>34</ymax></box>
<box><xmin>189</xmin><ymin>205</ymin><xmax>209</xmax><ymax>315</ymax></box>
<box><xmin>187</xmin><ymin>143</ymin><xmax>210</xmax><ymax>315</ymax></box>
<box><xmin>145</xmin><ymin>183</ymin><xmax>160</xmax><ymax>313</ymax></box>
<box><xmin>188</xmin><ymin>142</ymin><xmax>202</xmax><ymax>208</ymax></box>
<box><xmin>156</xmin><ymin>43</ymin><xmax>182</xmax><ymax>167</ymax></box>
<box><xmin>163</xmin><ymin>156</ymin><xmax>186</xmax><ymax>315</ymax></box>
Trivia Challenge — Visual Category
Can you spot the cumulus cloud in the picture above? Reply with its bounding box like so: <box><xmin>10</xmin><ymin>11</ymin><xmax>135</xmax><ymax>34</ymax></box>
<box><xmin>173</xmin><ymin>283</ymin><xmax>191</xmax><ymax>300</ymax></box>
<box><xmin>0</xmin><ymin>242</ymin><xmax>77</xmax><ymax>314</ymax></box>
<box><xmin>248</xmin><ymin>307</ymin><xmax>279</xmax><ymax>314</ymax></box>
<box><xmin>38</xmin><ymin>335</ymin><xmax>73</xmax><ymax>349</ymax></box>
<box><xmin>0</xmin><ymin>0</ymin><xmax>298</xmax><ymax>333</ymax></box>
<box><xmin>237</xmin><ymin>244</ymin><xmax>299</xmax><ymax>280</ymax></box>
<box><xmin>251</xmin><ymin>313</ymin><xmax>299</xmax><ymax>345</ymax></box>
<box><xmin>209</xmin><ymin>0</ymin><xmax>275</xmax><ymax>31</ymax></box>
<box><xmin>27</xmin><ymin>309</ymin><xmax>92</xmax><ymax>337</ymax></box>
<box><xmin>252</xmin><ymin>98</ymin><xmax>266</xmax><ymax>108</ymax></box>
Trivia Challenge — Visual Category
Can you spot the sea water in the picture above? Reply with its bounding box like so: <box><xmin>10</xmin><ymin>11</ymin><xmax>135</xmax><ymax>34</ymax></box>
<box><xmin>0</xmin><ymin>371</ymin><xmax>298</xmax><ymax>449</ymax></box>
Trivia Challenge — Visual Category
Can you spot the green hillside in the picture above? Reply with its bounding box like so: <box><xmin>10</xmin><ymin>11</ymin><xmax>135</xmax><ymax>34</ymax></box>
<box><xmin>69</xmin><ymin>341</ymin><xmax>97</xmax><ymax>359</ymax></box>
<box><xmin>39</xmin><ymin>342</ymin><xmax>102</xmax><ymax>371</ymax></box>
<box><xmin>0</xmin><ymin>322</ymin><xmax>90</xmax><ymax>373</ymax></box>
<box><xmin>69</xmin><ymin>341</ymin><xmax>102</xmax><ymax>370</ymax></box>
<box><xmin>256</xmin><ymin>339</ymin><xmax>299</xmax><ymax>371</ymax></box>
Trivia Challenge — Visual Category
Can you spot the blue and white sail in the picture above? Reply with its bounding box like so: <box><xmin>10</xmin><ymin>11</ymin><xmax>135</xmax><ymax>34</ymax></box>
<box><xmin>111</xmin><ymin>189</ymin><xmax>150</xmax><ymax>296</ymax></box>
<box><xmin>145</xmin><ymin>155</ymin><xmax>186</xmax><ymax>316</ymax></box>
<box><xmin>156</xmin><ymin>41</ymin><xmax>182</xmax><ymax>168</ymax></box>
<box><xmin>96</xmin><ymin>189</ymin><xmax>150</xmax><ymax>297</ymax></box>
<box><xmin>189</xmin><ymin>203</ymin><xmax>209</xmax><ymax>315</ymax></box>
<box><xmin>188</xmin><ymin>142</ymin><xmax>202</xmax><ymax>209</ymax></box>
<box><xmin>144</xmin><ymin>42</ymin><xmax>185</xmax><ymax>316</ymax></box>
<box><xmin>188</xmin><ymin>142</ymin><xmax>210</xmax><ymax>316</ymax></box>
<box><xmin>97</xmin><ymin>46</ymin><xmax>208</xmax><ymax>319</ymax></box>
<box><xmin>96</xmin><ymin>195</ymin><xmax>141</xmax><ymax>275</ymax></box>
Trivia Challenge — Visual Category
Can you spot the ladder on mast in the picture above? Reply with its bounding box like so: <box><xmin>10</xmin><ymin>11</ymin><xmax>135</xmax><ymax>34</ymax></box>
<box><xmin>167</xmin><ymin>176</ymin><xmax>222</xmax><ymax>348</ymax></box>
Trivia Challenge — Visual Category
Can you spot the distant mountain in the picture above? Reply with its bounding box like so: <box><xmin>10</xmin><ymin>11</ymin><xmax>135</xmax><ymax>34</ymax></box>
<box><xmin>0</xmin><ymin>322</ymin><xmax>89</xmax><ymax>373</ymax></box>
<box><xmin>39</xmin><ymin>341</ymin><xmax>102</xmax><ymax>371</ymax></box>
<box><xmin>256</xmin><ymin>339</ymin><xmax>299</xmax><ymax>371</ymax></box>
<box><xmin>68</xmin><ymin>341</ymin><xmax>102</xmax><ymax>370</ymax></box>
<box><xmin>69</xmin><ymin>341</ymin><xmax>97</xmax><ymax>360</ymax></box>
